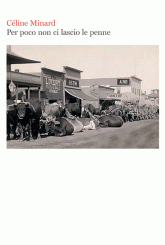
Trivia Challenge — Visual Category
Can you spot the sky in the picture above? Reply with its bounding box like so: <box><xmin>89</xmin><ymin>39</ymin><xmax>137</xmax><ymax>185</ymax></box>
<box><xmin>10</xmin><ymin>45</ymin><xmax>159</xmax><ymax>94</ymax></box>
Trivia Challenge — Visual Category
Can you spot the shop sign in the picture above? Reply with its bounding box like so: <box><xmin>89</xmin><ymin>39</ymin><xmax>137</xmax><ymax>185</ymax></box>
<box><xmin>107</xmin><ymin>93</ymin><xmax>122</xmax><ymax>98</ymax></box>
<box><xmin>44</xmin><ymin>75</ymin><xmax>62</xmax><ymax>93</ymax></box>
<box><xmin>66</xmin><ymin>78</ymin><xmax>79</xmax><ymax>87</ymax></box>
<box><xmin>117</xmin><ymin>79</ymin><xmax>129</xmax><ymax>85</ymax></box>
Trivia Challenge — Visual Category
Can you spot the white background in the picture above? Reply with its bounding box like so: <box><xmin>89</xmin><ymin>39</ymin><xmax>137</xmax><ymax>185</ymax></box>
<box><xmin>1</xmin><ymin>1</ymin><xmax>165</xmax><ymax>245</ymax></box>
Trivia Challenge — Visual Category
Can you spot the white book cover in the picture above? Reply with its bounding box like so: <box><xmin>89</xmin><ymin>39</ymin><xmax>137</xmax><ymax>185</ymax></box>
<box><xmin>1</xmin><ymin>1</ymin><xmax>165</xmax><ymax>245</ymax></box>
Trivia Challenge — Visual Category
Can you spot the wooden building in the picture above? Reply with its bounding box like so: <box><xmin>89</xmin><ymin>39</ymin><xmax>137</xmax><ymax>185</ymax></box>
<box><xmin>7</xmin><ymin>46</ymin><xmax>45</xmax><ymax>102</ymax></box>
<box><xmin>63</xmin><ymin>66</ymin><xmax>96</xmax><ymax>105</ymax></box>
<box><xmin>41</xmin><ymin>67</ymin><xmax>65</xmax><ymax>104</ymax></box>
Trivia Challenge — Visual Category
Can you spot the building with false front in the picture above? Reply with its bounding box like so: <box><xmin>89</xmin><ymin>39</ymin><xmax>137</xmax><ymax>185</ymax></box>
<box><xmin>63</xmin><ymin>66</ymin><xmax>97</xmax><ymax>107</ymax></box>
<box><xmin>147</xmin><ymin>89</ymin><xmax>159</xmax><ymax>105</ymax></box>
<box><xmin>81</xmin><ymin>85</ymin><xmax>121</xmax><ymax>109</ymax></box>
<box><xmin>7</xmin><ymin>46</ymin><xmax>47</xmax><ymax>102</ymax></box>
<box><xmin>39</xmin><ymin>66</ymin><xmax>95</xmax><ymax>107</ymax></box>
<box><xmin>81</xmin><ymin>76</ymin><xmax>142</xmax><ymax>109</ymax></box>
<box><xmin>41</xmin><ymin>67</ymin><xmax>65</xmax><ymax>104</ymax></box>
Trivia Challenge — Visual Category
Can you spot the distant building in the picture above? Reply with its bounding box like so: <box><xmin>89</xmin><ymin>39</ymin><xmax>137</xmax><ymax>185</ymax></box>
<box><xmin>147</xmin><ymin>89</ymin><xmax>159</xmax><ymax>105</ymax></box>
<box><xmin>141</xmin><ymin>91</ymin><xmax>148</xmax><ymax>100</ymax></box>
<box><xmin>81</xmin><ymin>76</ymin><xmax>142</xmax><ymax>108</ymax></box>
<box><xmin>81</xmin><ymin>76</ymin><xmax>142</xmax><ymax>99</ymax></box>
<box><xmin>81</xmin><ymin>85</ymin><xmax>120</xmax><ymax>109</ymax></box>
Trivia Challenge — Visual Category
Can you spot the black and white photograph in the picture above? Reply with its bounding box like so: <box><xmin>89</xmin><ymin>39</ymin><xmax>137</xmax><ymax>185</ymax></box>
<box><xmin>7</xmin><ymin>45</ymin><xmax>159</xmax><ymax>149</ymax></box>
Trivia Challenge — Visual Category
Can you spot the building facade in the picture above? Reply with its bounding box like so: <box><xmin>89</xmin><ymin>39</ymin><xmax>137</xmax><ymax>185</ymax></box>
<box><xmin>81</xmin><ymin>76</ymin><xmax>142</xmax><ymax>108</ymax></box>
<box><xmin>82</xmin><ymin>85</ymin><xmax>120</xmax><ymax>109</ymax></box>
<box><xmin>147</xmin><ymin>89</ymin><xmax>159</xmax><ymax>105</ymax></box>
<box><xmin>63</xmin><ymin>66</ymin><xmax>96</xmax><ymax>106</ymax></box>
<box><xmin>81</xmin><ymin>76</ymin><xmax>142</xmax><ymax>97</ymax></box>
<box><xmin>7</xmin><ymin>46</ymin><xmax>44</xmax><ymax>102</ymax></box>
<box><xmin>41</xmin><ymin>67</ymin><xmax>65</xmax><ymax>104</ymax></box>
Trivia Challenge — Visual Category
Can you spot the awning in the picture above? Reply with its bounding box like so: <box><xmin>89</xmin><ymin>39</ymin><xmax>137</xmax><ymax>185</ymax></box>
<box><xmin>7</xmin><ymin>50</ymin><xmax>41</xmax><ymax>64</ymax></box>
<box><xmin>65</xmin><ymin>88</ymin><xmax>97</xmax><ymax>101</ymax></box>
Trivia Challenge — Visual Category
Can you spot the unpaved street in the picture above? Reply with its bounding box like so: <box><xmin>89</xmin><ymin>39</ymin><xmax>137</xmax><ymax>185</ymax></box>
<box><xmin>7</xmin><ymin>119</ymin><xmax>159</xmax><ymax>149</ymax></box>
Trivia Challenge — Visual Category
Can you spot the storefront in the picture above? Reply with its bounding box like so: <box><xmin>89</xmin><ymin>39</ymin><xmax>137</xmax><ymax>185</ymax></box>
<box><xmin>7</xmin><ymin>47</ymin><xmax>45</xmax><ymax>102</ymax></box>
<box><xmin>7</xmin><ymin>71</ymin><xmax>44</xmax><ymax>100</ymax></box>
<box><xmin>63</xmin><ymin>66</ymin><xmax>96</xmax><ymax>108</ymax></box>
<box><xmin>81</xmin><ymin>76</ymin><xmax>142</xmax><ymax>100</ymax></box>
<box><xmin>41</xmin><ymin>67</ymin><xmax>65</xmax><ymax>104</ymax></box>
<box><xmin>81</xmin><ymin>85</ymin><xmax>122</xmax><ymax>109</ymax></box>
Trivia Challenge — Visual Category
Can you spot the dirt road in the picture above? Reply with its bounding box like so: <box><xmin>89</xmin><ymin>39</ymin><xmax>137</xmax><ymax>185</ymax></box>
<box><xmin>7</xmin><ymin>119</ymin><xmax>159</xmax><ymax>149</ymax></box>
